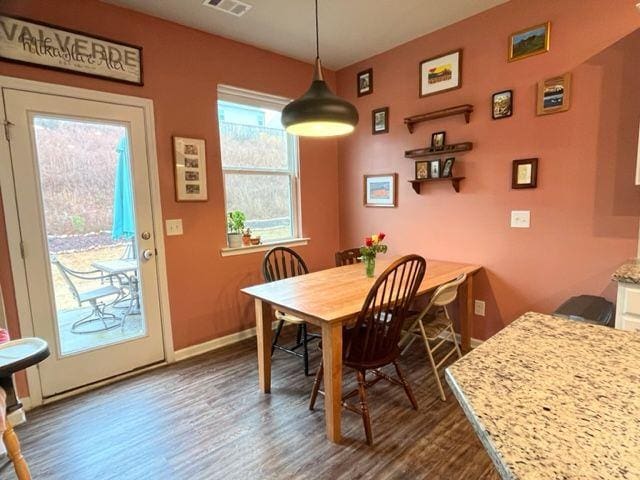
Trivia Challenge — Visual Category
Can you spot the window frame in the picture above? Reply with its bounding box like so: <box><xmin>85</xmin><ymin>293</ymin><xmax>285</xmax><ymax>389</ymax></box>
<box><xmin>217</xmin><ymin>85</ymin><xmax>303</xmax><ymax>253</ymax></box>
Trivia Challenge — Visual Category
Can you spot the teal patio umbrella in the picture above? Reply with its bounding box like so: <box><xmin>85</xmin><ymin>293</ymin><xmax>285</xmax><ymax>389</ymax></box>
<box><xmin>112</xmin><ymin>136</ymin><xmax>136</xmax><ymax>244</ymax></box>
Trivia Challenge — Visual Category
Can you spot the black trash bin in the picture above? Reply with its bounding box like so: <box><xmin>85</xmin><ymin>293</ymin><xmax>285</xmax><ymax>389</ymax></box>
<box><xmin>553</xmin><ymin>295</ymin><xmax>615</xmax><ymax>327</ymax></box>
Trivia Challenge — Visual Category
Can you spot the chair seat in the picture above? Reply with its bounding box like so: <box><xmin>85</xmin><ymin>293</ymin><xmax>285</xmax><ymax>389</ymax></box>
<box><xmin>405</xmin><ymin>310</ymin><xmax>452</xmax><ymax>340</ymax></box>
<box><xmin>78</xmin><ymin>285</ymin><xmax>121</xmax><ymax>304</ymax></box>
<box><xmin>274</xmin><ymin>311</ymin><xmax>305</xmax><ymax>324</ymax></box>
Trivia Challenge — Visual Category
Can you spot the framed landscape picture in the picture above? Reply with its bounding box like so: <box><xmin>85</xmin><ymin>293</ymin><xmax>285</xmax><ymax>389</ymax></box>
<box><xmin>174</xmin><ymin>136</ymin><xmax>208</xmax><ymax>201</ymax></box>
<box><xmin>363</xmin><ymin>173</ymin><xmax>397</xmax><ymax>208</ymax></box>
<box><xmin>537</xmin><ymin>73</ymin><xmax>571</xmax><ymax>115</ymax></box>
<box><xmin>508</xmin><ymin>22</ymin><xmax>550</xmax><ymax>62</ymax></box>
<box><xmin>419</xmin><ymin>49</ymin><xmax>462</xmax><ymax>98</ymax></box>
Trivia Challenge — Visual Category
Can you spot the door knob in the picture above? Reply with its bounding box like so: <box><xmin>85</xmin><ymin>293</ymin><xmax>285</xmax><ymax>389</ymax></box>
<box><xmin>142</xmin><ymin>249</ymin><xmax>154</xmax><ymax>260</ymax></box>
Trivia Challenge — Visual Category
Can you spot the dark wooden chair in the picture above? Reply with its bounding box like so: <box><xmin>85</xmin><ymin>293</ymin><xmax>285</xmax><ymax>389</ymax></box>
<box><xmin>309</xmin><ymin>254</ymin><xmax>427</xmax><ymax>445</ymax></box>
<box><xmin>334</xmin><ymin>247</ymin><xmax>362</xmax><ymax>267</ymax></box>
<box><xmin>262</xmin><ymin>247</ymin><xmax>320</xmax><ymax>376</ymax></box>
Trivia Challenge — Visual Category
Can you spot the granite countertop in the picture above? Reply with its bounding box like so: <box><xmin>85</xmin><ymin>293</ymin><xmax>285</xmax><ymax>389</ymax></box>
<box><xmin>612</xmin><ymin>259</ymin><xmax>640</xmax><ymax>284</ymax></box>
<box><xmin>445</xmin><ymin>312</ymin><xmax>640</xmax><ymax>480</ymax></box>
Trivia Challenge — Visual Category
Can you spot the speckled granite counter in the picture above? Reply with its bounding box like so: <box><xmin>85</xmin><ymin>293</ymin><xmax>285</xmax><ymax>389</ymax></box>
<box><xmin>445</xmin><ymin>312</ymin><xmax>640</xmax><ymax>480</ymax></box>
<box><xmin>613</xmin><ymin>259</ymin><xmax>640</xmax><ymax>284</ymax></box>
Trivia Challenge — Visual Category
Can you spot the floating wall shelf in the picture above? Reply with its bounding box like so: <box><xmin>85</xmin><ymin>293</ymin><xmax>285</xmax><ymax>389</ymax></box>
<box><xmin>405</xmin><ymin>142</ymin><xmax>473</xmax><ymax>158</ymax></box>
<box><xmin>404</xmin><ymin>104</ymin><xmax>473</xmax><ymax>133</ymax></box>
<box><xmin>409</xmin><ymin>176</ymin><xmax>465</xmax><ymax>194</ymax></box>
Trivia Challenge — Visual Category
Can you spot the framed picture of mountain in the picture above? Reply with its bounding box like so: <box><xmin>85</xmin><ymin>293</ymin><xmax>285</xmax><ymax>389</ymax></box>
<box><xmin>419</xmin><ymin>49</ymin><xmax>462</xmax><ymax>98</ymax></box>
<box><xmin>509</xmin><ymin>22</ymin><xmax>550</xmax><ymax>62</ymax></box>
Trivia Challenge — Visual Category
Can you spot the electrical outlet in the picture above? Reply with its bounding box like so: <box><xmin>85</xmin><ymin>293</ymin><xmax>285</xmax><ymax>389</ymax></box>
<box><xmin>510</xmin><ymin>210</ymin><xmax>530</xmax><ymax>228</ymax></box>
<box><xmin>474</xmin><ymin>300</ymin><xmax>486</xmax><ymax>316</ymax></box>
<box><xmin>165</xmin><ymin>219</ymin><xmax>183</xmax><ymax>236</ymax></box>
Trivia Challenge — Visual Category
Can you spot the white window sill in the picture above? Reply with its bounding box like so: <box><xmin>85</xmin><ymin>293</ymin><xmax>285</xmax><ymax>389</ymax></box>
<box><xmin>220</xmin><ymin>238</ymin><xmax>310</xmax><ymax>257</ymax></box>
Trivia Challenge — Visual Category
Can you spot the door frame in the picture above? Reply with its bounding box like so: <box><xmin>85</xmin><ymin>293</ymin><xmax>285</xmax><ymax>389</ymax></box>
<box><xmin>0</xmin><ymin>75</ymin><xmax>175</xmax><ymax>407</ymax></box>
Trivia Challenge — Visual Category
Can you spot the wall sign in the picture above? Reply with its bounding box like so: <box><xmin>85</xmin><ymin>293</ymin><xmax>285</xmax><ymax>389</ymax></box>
<box><xmin>0</xmin><ymin>15</ymin><xmax>143</xmax><ymax>85</ymax></box>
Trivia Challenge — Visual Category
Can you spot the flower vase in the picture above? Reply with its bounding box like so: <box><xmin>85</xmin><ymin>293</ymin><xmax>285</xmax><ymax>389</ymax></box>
<box><xmin>364</xmin><ymin>256</ymin><xmax>376</xmax><ymax>278</ymax></box>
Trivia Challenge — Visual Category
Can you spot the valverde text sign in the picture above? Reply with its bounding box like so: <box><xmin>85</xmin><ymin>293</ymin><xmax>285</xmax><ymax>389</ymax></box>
<box><xmin>0</xmin><ymin>15</ymin><xmax>143</xmax><ymax>85</ymax></box>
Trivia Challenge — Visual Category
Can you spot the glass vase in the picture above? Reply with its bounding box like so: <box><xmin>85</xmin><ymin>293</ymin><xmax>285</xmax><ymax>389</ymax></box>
<box><xmin>364</xmin><ymin>256</ymin><xmax>376</xmax><ymax>278</ymax></box>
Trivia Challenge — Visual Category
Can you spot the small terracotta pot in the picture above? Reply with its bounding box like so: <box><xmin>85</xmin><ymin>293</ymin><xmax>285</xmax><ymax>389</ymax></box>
<box><xmin>242</xmin><ymin>234</ymin><xmax>251</xmax><ymax>246</ymax></box>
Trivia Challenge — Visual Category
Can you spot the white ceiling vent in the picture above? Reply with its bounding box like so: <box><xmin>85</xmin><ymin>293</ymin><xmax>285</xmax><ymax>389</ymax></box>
<box><xmin>202</xmin><ymin>0</ymin><xmax>252</xmax><ymax>17</ymax></box>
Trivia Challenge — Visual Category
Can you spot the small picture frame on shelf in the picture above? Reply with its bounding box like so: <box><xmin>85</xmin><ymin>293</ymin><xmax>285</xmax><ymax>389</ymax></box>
<box><xmin>431</xmin><ymin>131</ymin><xmax>446</xmax><ymax>150</ymax></box>
<box><xmin>173</xmin><ymin>136</ymin><xmax>208</xmax><ymax>201</ymax></box>
<box><xmin>512</xmin><ymin>158</ymin><xmax>538</xmax><ymax>189</ymax></box>
<box><xmin>372</xmin><ymin>107</ymin><xmax>389</xmax><ymax>134</ymax></box>
<box><xmin>492</xmin><ymin>90</ymin><xmax>513</xmax><ymax>120</ymax></box>
<box><xmin>357</xmin><ymin>68</ymin><xmax>373</xmax><ymax>97</ymax></box>
<box><xmin>415</xmin><ymin>161</ymin><xmax>429</xmax><ymax>180</ymax></box>
<box><xmin>442</xmin><ymin>157</ymin><xmax>455</xmax><ymax>177</ymax></box>
<box><xmin>429</xmin><ymin>160</ymin><xmax>441</xmax><ymax>179</ymax></box>
<box><xmin>537</xmin><ymin>73</ymin><xmax>571</xmax><ymax>115</ymax></box>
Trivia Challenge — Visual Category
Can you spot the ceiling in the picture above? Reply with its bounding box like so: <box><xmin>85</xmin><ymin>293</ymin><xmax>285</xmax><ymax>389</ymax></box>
<box><xmin>103</xmin><ymin>0</ymin><xmax>508</xmax><ymax>70</ymax></box>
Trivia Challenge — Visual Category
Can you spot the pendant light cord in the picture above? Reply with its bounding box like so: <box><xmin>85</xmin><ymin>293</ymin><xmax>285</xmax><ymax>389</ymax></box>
<box><xmin>315</xmin><ymin>0</ymin><xmax>320</xmax><ymax>59</ymax></box>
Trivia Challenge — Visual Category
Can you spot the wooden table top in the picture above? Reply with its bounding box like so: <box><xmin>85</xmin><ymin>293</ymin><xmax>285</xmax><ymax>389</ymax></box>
<box><xmin>241</xmin><ymin>258</ymin><xmax>481</xmax><ymax>324</ymax></box>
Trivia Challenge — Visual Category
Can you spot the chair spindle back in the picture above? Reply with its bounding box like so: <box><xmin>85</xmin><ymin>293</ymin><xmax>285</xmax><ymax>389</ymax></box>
<box><xmin>346</xmin><ymin>255</ymin><xmax>426</xmax><ymax>365</ymax></box>
<box><xmin>334</xmin><ymin>248</ymin><xmax>362</xmax><ymax>267</ymax></box>
<box><xmin>262</xmin><ymin>247</ymin><xmax>309</xmax><ymax>283</ymax></box>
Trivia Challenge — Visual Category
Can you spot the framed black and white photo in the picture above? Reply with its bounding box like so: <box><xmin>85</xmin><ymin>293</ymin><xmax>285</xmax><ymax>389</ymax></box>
<box><xmin>0</xmin><ymin>15</ymin><xmax>143</xmax><ymax>85</ymax></box>
<box><xmin>372</xmin><ymin>107</ymin><xmax>389</xmax><ymax>134</ymax></box>
<box><xmin>357</xmin><ymin>68</ymin><xmax>373</xmax><ymax>96</ymax></box>
<box><xmin>174</xmin><ymin>136</ymin><xmax>208</xmax><ymax>201</ymax></box>
<box><xmin>431</xmin><ymin>131</ymin><xmax>446</xmax><ymax>150</ymax></box>
<box><xmin>429</xmin><ymin>160</ymin><xmax>441</xmax><ymax>179</ymax></box>
<box><xmin>442</xmin><ymin>157</ymin><xmax>455</xmax><ymax>177</ymax></box>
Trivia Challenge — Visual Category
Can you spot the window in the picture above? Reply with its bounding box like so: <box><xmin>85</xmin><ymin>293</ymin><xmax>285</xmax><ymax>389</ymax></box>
<box><xmin>217</xmin><ymin>85</ymin><xmax>300</xmax><ymax>246</ymax></box>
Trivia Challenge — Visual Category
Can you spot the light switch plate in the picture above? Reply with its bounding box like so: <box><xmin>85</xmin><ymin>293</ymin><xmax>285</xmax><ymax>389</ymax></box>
<box><xmin>474</xmin><ymin>300</ymin><xmax>486</xmax><ymax>316</ymax></box>
<box><xmin>510</xmin><ymin>210</ymin><xmax>530</xmax><ymax>228</ymax></box>
<box><xmin>165</xmin><ymin>219</ymin><xmax>183</xmax><ymax>236</ymax></box>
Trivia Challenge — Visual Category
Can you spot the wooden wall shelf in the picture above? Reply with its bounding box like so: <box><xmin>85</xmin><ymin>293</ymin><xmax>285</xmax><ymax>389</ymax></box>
<box><xmin>404</xmin><ymin>104</ymin><xmax>473</xmax><ymax>133</ymax></box>
<box><xmin>405</xmin><ymin>142</ymin><xmax>473</xmax><ymax>158</ymax></box>
<box><xmin>409</xmin><ymin>176</ymin><xmax>465</xmax><ymax>194</ymax></box>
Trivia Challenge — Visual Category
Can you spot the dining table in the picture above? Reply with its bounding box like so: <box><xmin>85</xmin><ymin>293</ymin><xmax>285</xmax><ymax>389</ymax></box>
<box><xmin>241</xmin><ymin>257</ymin><xmax>482</xmax><ymax>443</ymax></box>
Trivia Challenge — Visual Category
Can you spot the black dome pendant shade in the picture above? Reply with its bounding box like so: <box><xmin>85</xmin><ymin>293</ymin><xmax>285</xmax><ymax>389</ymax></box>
<box><xmin>282</xmin><ymin>0</ymin><xmax>359</xmax><ymax>137</ymax></box>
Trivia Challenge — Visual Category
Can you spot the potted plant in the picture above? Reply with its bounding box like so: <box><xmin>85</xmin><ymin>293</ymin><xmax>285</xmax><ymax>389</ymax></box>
<box><xmin>242</xmin><ymin>228</ymin><xmax>252</xmax><ymax>246</ymax></box>
<box><xmin>227</xmin><ymin>210</ymin><xmax>246</xmax><ymax>248</ymax></box>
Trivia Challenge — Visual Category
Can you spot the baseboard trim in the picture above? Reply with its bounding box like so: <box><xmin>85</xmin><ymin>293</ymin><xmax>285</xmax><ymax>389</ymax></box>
<box><xmin>173</xmin><ymin>321</ymin><xmax>279</xmax><ymax>362</ymax></box>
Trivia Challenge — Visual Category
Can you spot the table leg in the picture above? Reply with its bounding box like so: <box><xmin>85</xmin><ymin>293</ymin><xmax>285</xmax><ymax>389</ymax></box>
<box><xmin>3</xmin><ymin>420</ymin><xmax>31</xmax><ymax>480</ymax></box>
<box><xmin>321</xmin><ymin>322</ymin><xmax>343</xmax><ymax>443</ymax></box>
<box><xmin>460</xmin><ymin>274</ymin><xmax>474</xmax><ymax>353</ymax></box>
<box><xmin>255</xmin><ymin>298</ymin><xmax>272</xmax><ymax>393</ymax></box>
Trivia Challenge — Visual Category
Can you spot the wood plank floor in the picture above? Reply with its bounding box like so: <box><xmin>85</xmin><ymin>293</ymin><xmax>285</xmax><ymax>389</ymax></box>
<box><xmin>6</xmin><ymin>330</ymin><xmax>499</xmax><ymax>480</ymax></box>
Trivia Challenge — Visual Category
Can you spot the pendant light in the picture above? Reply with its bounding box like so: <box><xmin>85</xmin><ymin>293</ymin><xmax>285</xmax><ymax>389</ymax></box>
<box><xmin>282</xmin><ymin>0</ymin><xmax>359</xmax><ymax>137</ymax></box>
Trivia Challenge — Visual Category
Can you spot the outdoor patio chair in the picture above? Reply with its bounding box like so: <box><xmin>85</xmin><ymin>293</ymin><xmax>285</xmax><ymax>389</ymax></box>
<box><xmin>51</xmin><ymin>257</ymin><xmax>124</xmax><ymax>334</ymax></box>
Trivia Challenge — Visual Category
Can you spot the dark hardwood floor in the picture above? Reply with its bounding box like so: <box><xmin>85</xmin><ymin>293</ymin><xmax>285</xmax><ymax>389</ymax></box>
<box><xmin>7</xmin><ymin>329</ymin><xmax>499</xmax><ymax>479</ymax></box>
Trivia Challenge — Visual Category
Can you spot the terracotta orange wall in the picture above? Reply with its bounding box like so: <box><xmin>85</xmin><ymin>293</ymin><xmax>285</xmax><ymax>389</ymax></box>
<box><xmin>336</xmin><ymin>0</ymin><xmax>640</xmax><ymax>339</ymax></box>
<box><xmin>0</xmin><ymin>0</ymin><xmax>340</xmax><ymax>350</ymax></box>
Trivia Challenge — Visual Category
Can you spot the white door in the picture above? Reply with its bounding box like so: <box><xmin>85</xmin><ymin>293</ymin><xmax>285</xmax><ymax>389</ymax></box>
<box><xmin>3</xmin><ymin>88</ymin><xmax>165</xmax><ymax>397</ymax></box>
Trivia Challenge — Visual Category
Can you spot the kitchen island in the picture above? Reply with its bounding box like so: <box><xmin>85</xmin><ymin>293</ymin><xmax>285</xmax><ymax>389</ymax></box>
<box><xmin>446</xmin><ymin>312</ymin><xmax>640</xmax><ymax>479</ymax></box>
